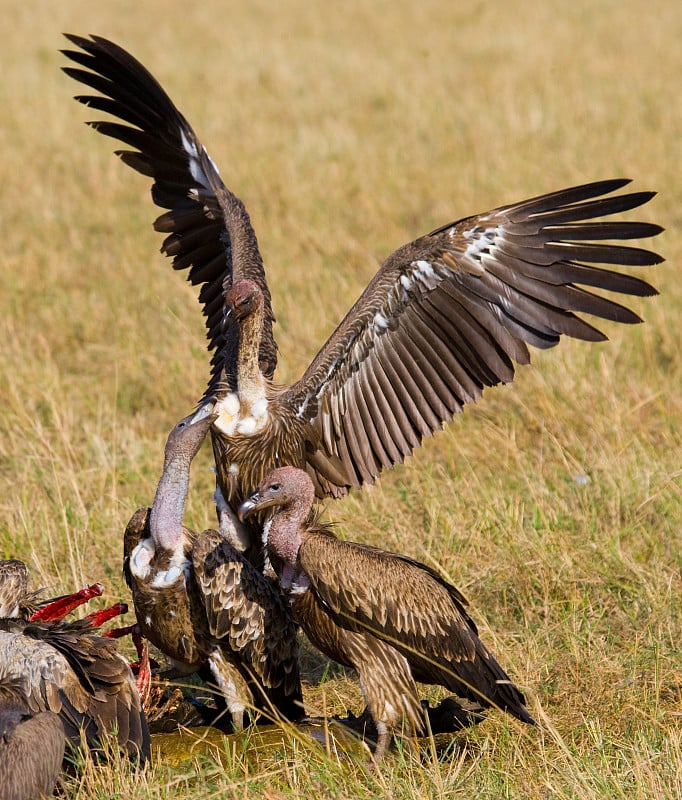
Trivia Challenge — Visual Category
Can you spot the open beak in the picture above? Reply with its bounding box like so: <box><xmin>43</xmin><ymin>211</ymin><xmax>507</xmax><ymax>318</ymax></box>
<box><xmin>237</xmin><ymin>493</ymin><xmax>260</xmax><ymax>523</ymax></box>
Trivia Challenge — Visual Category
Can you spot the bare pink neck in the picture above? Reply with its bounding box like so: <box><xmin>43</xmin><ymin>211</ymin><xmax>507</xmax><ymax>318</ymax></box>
<box><xmin>149</xmin><ymin>453</ymin><xmax>191</xmax><ymax>553</ymax></box>
<box><xmin>267</xmin><ymin>501</ymin><xmax>308</xmax><ymax>568</ymax></box>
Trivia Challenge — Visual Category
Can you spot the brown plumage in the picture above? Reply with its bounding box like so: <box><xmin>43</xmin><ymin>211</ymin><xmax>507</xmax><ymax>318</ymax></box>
<box><xmin>0</xmin><ymin>560</ymin><xmax>150</xmax><ymax>763</ymax></box>
<box><xmin>0</xmin><ymin>560</ymin><xmax>47</xmax><ymax>622</ymax></box>
<box><xmin>62</xmin><ymin>35</ymin><xmax>662</xmax><ymax>515</ymax></box>
<box><xmin>123</xmin><ymin>403</ymin><xmax>302</xmax><ymax>728</ymax></box>
<box><xmin>239</xmin><ymin>467</ymin><xmax>534</xmax><ymax>759</ymax></box>
<box><xmin>0</xmin><ymin>676</ymin><xmax>64</xmax><ymax>800</ymax></box>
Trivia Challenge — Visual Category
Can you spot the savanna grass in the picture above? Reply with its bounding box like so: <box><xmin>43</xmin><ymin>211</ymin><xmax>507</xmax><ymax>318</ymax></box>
<box><xmin>1</xmin><ymin>1</ymin><xmax>680</xmax><ymax>797</ymax></box>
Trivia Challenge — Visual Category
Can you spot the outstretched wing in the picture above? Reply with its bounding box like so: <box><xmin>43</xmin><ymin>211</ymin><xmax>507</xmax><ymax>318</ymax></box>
<box><xmin>282</xmin><ymin>180</ymin><xmax>662</xmax><ymax>495</ymax></box>
<box><xmin>61</xmin><ymin>33</ymin><xmax>277</xmax><ymax>392</ymax></box>
<box><xmin>191</xmin><ymin>531</ymin><xmax>300</xmax><ymax>694</ymax></box>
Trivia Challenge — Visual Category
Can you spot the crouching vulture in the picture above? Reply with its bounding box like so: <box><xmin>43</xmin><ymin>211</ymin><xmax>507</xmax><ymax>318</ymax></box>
<box><xmin>0</xmin><ymin>559</ymin><xmax>150</xmax><ymax>765</ymax></box>
<box><xmin>239</xmin><ymin>467</ymin><xmax>534</xmax><ymax>759</ymax></box>
<box><xmin>123</xmin><ymin>402</ymin><xmax>302</xmax><ymax>728</ymax></box>
<box><xmin>62</xmin><ymin>35</ymin><xmax>662</xmax><ymax>552</ymax></box>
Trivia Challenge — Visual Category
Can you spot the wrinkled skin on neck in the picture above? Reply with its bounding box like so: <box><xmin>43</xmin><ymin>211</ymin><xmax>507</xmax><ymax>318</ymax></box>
<box><xmin>239</xmin><ymin>466</ymin><xmax>316</xmax><ymax>568</ymax></box>
<box><xmin>149</xmin><ymin>407</ymin><xmax>215</xmax><ymax>554</ymax></box>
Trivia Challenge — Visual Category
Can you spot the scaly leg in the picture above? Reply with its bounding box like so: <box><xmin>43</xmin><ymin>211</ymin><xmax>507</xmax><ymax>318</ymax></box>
<box><xmin>208</xmin><ymin>648</ymin><xmax>253</xmax><ymax>731</ymax></box>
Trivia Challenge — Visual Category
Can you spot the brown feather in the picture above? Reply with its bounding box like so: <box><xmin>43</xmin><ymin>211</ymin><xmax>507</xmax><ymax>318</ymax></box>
<box><xmin>0</xmin><ymin>561</ymin><xmax>149</xmax><ymax>762</ymax></box>
<box><xmin>63</xmin><ymin>38</ymin><xmax>662</xmax><ymax>506</ymax></box>
<box><xmin>369</xmin><ymin>351</ymin><xmax>419</xmax><ymax>456</ymax></box>
<box><xmin>0</xmin><ymin>678</ymin><xmax>65</xmax><ymax>800</ymax></box>
<box><xmin>123</xmin><ymin>509</ymin><xmax>302</xmax><ymax>726</ymax></box>
<box><xmin>62</xmin><ymin>33</ymin><xmax>277</xmax><ymax>391</ymax></box>
<box><xmin>240</xmin><ymin>468</ymin><xmax>534</xmax><ymax>758</ymax></box>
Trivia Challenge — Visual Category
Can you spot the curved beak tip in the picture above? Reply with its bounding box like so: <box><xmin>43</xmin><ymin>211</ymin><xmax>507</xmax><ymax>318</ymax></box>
<box><xmin>237</xmin><ymin>497</ymin><xmax>256</xmax><ymax>522</ymax></box>
<box><xmin>221</xmin><ymin>307</ymin><xmax>234</xmax><ymax>330</ymax></box>
<box><xmin>191</xmin><ymin>398</ymin><xmax>219</xmax><ymax>424</ymax></box>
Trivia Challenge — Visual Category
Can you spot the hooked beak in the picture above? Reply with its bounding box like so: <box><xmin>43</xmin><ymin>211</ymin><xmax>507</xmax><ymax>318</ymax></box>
<box><xmin>237</xmin><ymin>492</ymin><xmax>260</xmax><ymax>523</ymax></box>
<box><xmin>221</xmin><ymin>304</ymin><xmax>234</xmax><ymax>332</ymax></box>
<box><xmin>190</xmin><ymin>396</ymin><xmax>219</xmax><ymax>425</ymax></box>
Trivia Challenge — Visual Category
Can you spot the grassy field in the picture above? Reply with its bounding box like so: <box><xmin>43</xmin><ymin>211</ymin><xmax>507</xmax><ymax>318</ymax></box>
<box><xmin>1</xmin><ymin>0</ymin><xmax>680</xmax><ymax>797</ymax></box>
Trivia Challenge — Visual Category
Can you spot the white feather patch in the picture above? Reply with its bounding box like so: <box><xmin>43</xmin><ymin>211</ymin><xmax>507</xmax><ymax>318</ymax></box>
<box><xmin>235</xmin><ymin>416</ymin><xmax>257</xmax><ymax>435</ymax></box>
<box><xmin>150</xmin><ymin>564</ymin><xmax>185</xmax><ymax>589</ymax></box>
<box><xmin>250</xmin><ymin>398</ymin><xmax>268</xmax><ymax>419</ymax></box>
<box><xmin>463</xmin><ymin>225</ymin><xmax>499</xmax><ymax>260</ymax></box>
<box><xmin>129</xmin><ymin>540</ymin><xmax>155</xmax><ymax>580</ymax></box>
<box><xmin>411</xmin><ymin>258</ymin><xmax>439</xmax><ymax>289</ymax></box>
<box><xmin>373</xmin><ymin>311</ymin><xmax>390</xmax><ymax>333</ymax></box>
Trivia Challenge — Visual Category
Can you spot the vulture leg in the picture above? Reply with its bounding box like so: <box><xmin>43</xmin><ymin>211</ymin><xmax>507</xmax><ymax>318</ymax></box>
<box><xmin>354</xmin><ymin>640</ymin><xmax>423</xmax><ymax>761</ymax></box>
<box><xmin>207</xmin><ymin>649</ymin><xmax>254</xmax><ymax>731</ymax></box>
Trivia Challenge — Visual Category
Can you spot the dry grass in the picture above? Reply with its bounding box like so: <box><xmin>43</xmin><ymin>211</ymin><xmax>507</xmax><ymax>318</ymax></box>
<box><xmin>1</xmin><ymin>0</ymin><xmax>680</xmax><ymax>797</ymax></box>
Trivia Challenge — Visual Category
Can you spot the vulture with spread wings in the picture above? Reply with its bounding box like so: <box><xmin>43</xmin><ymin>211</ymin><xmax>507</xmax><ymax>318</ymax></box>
<box><xmin>62</xmin><ymin>35</ymin><xmax>663</xmax><ymax>530</ymax></box>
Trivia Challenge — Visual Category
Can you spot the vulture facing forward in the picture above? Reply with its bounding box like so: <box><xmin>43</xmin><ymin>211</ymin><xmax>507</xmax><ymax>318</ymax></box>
<box><xmin>0</xmin><ymin>559</ymin><xmax>150</xmax><ymax>763</ymax></box>
<box><xmin>123</xmin><ymin>401</ymin><xmax>302</xmax><ymax>728</ymax></box>
<box><xmin>239</xmin><ymin>467</ymin><xmax>534</xmax><ymax>759</ymax></box>
<box><xmin>63</xmin><ymin>35</ymin><xmax>662</xmax><ymax>539</ymax></box>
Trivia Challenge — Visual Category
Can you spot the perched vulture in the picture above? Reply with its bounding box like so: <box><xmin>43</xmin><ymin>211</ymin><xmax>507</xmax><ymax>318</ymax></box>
<box><xmin>123</xmin><ymin>401</ymin><xmax>302</xmax><ymax>728</ymax></box>
<box><xmin>0</xmin><ymin>559</ymin><xmax>150</xmax><ymax>762</ymax></box>
<box><xmin>239</xmin><ymin>467</ymin><xmax>534</xmax><ymax>759</ymax></box>
<box><xmin>62</xmin><ymin>35</ymin><xmax>662</xmax><ymax>545</ymax></box>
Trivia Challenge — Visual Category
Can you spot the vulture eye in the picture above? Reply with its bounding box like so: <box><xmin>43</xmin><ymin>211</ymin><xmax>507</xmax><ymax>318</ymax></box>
<box><xmin>269</xmin><ymin>483</ymin><xmax>281</xmax><ymax>492</ymax></box>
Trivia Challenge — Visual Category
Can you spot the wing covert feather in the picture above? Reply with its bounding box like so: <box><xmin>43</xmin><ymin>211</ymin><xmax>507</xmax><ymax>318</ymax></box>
<box><xmin>300</xmin><ymin>532</ymin><xmax>478</xmax><ymax>663</ymax></box>
<box><xmin>282</xmin><ymin>180</ymin><xmax>661</xmax><ymax>496</ymax></box>
<box><xmin>191</xmin><ymin>531</ymin><xmax>299</xmax><ymax>691</ymax></box>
